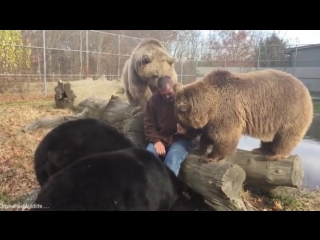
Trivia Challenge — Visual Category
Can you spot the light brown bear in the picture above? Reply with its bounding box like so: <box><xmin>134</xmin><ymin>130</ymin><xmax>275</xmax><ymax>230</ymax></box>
<box><xmin>121</xmin><ymin>38</ymin><xmax>178</xmax><ymax>115</ymax></box>
<box><xmin>173</xmin><ymin>68</ymin><xmax>314</xmax><ymax>164</ymax></box>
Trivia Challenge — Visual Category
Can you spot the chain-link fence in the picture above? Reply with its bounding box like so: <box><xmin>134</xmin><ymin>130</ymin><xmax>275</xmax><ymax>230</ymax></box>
<box><xmin>0</xmin><ymin>30</ymin><xmax>319</xmax><ymax>95</ymax></box>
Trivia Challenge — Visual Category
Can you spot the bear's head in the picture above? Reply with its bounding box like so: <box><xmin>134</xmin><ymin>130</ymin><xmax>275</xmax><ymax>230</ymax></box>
<box><xmin>173</xmin><ymin>82</ymin><xmax>210</xmax><ymax>129</ymax></box>
<box><xmin>133</xmin><ymin>45</ymin><xmax>177</xmax><ymax>88</ymax></box>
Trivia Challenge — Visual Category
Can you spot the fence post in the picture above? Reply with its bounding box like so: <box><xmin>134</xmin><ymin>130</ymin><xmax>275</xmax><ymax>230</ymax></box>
<box><xmin>42</xmin><ymin>30</ymin><xmax>47</xmax><ymax>96</ymax></box>
<box><xmin>180</xmin><ymin>54</ymin><xmax>184</xmax><ymax>84</ymax></box>
<box><xmin>118</xmin><ymin>35</ymin><xmax>121</xmax><ymax>79</ymax></box>
<box><xmin>194</xmin><ymin>60</ymin><xmax>198</xmax><ymax>82</ymax></box>
<box><xmin>257</xmin><ymin>44</ymin><xmax>260</xmax><ymax>69</ymax></box>
<box><xmin>293</xmin><ymin>44</ymin><xmax>298</xmax><ymax>76</ymax></box>
<box><xmin>86</xmin><ymin>30</ymin><xmax>89</xmax><ymax>78</ymax></box>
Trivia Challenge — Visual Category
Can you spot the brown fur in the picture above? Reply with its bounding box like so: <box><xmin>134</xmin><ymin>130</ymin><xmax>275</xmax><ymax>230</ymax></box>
<box><xmin>121</xmin><ymin>38</ymin><xmax>178</xmax><ymax>115</ymax></box>
<box><xmin>173</xmin><ymin>68</ymin><xmax>314</xmax><ymax>163</ymax></box>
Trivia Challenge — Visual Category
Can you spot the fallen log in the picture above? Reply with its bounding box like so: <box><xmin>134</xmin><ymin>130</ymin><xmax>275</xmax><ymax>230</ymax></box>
<box><xmin>22</xmin><ymin>109</ymin><xmax>89</xmax><ymax>133</ymax></box>
<box><xmin>22</xmin><ymin>91</ymin><xmax>303</xmax><ymax>210</ymax></box>
<box><xmin>22</xmin><ymin>95</ymin><xmax>135</xmax><ymax>134</ymax></box>
<box><xmin>53</xmin><ymin>78</ymin><xmax>125</xmax><ymax>109</ymax></box>
<box><xmin>179</xmin><ymin>157</ymin><xmax>248</xmax><ymax>211</ymax></box>
<box><xmin>190</xmin><ymin>137</ymin><xmax>304</xmax><ymax>191</ymax></box>
<box><xmin>225</xmin><ymin>149</ymin><xmax>303</xmax><ymax>191</ymax></box>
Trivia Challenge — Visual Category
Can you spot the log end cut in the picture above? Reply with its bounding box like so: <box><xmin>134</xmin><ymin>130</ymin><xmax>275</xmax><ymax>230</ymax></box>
<box><xmin>220</xmin><ymin>163</ymin><xmax>247</xmax><ymax>199</ymax></box>
<box><xmin>290</xmin><ymin>155</ymin><xmax>304</xmax><ymax>189</ymax></box>
<box><xmin>179</xmin><ymin>155</ymin><xmax>246</xmax><ymax>200</ymax></box>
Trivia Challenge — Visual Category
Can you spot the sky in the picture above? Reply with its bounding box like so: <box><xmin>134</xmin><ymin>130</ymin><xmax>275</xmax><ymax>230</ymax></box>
<box><xmin>280</xmin><ymin>30</ymin><xmax>320</xmax><ymax>45</ymax></box>
<box><xmin>201</xmin><ymin>30</ymin><xmax>320</xmax><ymax>46</ymax></box>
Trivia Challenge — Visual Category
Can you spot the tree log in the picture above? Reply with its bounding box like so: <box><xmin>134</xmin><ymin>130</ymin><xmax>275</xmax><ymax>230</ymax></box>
<box><xmin>179</xmin><ymin>157</ymin><xmax>248</xmax><ymax>211</ymax></box>
<box><xmin>225</xmin><ymin>149</ymin><xmax>303</xmax><ymax>191</ymax></box>
<box><xmin>22</xmin><ymin>95</ymin><xmax>135</xmax><ymax>133</ymax></box>
<box><xmin>22</xmin><ymin>87</ymin><xmax>303</xmax><ymax>211</ymax></box>
<box><xmin>53</xmin><ymin>78</ymin><xmax>125</xmax><ymax>109</ymax></box>
<box><xmin>22</xmin><ymin>109</ymin><xmax>89</xmax><ymax>133</ymax></box>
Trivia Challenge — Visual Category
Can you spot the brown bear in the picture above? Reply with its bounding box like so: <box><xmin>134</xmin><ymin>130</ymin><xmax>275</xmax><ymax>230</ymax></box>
<box><xmin>121</xmin><ymin>38</ymin><xmax>178</xmax><ymax>116</ymax></box>
<box><xmin>173</xmin><ymin>68</ymin><xmax>314</xmax><ymax>164</ymax></box>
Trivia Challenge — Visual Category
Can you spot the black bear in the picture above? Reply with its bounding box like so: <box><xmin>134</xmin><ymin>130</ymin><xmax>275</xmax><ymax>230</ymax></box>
<box><xmin>34</xmin><ymin>118</ymin><xmax>136</xmax><ymax>187</ymax></box>
<box><xmin>30</xmin><ymin>147</ymin><xmax>181</xmax><ymax>211</ymax></box>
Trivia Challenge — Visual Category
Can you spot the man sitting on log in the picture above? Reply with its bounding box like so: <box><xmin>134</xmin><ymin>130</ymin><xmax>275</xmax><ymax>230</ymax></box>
<box><xmin>144</xmin><ymin>76</ymin><xmax>201</xmax><ymax>176</ymax></box>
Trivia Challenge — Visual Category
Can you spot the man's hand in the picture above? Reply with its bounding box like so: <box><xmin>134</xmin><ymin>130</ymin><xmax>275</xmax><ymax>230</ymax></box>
<box><xmin>154</xmin><ymin>141</ymin><xmax>166</xmax><ymax>156</ymax></box>
<box><xmin>177</xmin><ymin>123</ymin><xmax>186</xmax><ymax>134</ymax></box>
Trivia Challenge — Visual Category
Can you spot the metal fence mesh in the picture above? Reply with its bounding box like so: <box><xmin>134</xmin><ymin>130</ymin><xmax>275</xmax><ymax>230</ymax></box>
<box><xmin>0</xmin><ymin>30</ymin><xmax>319</xmax><ymax>95</ymax></box>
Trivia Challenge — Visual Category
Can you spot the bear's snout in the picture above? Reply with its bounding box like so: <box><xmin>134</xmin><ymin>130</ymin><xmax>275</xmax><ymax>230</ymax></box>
<box><xmin>151</xmin><ymin>72</ymin><xmax>158</xmax><ymax>78</ymax></box>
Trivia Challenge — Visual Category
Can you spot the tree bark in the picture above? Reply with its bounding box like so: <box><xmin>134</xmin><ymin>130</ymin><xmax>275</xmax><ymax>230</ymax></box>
<box><xmin>23</xmin><ymin>92</ymin><xmax>304</xmax><ymax>211</ymax></box>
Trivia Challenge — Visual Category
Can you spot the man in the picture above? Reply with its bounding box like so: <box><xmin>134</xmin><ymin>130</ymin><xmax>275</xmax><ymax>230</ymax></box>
<box><xmin>144</xmin><ymin>76</ymin><xmax>201</xmax><ymax>176</ymax></box>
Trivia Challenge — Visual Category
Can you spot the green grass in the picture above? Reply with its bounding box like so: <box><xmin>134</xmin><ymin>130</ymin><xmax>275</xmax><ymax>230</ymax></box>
<box><xmin>0</xmin><ymin>193</ymin><xmax>13</xmax><ymax>205</ymax></box>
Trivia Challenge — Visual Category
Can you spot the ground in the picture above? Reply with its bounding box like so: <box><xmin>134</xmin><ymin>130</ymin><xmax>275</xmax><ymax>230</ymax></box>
<box><xmin>1</xmin><ymin>93</ymin><xmax>320</xmax><ymax>211</ymax></box>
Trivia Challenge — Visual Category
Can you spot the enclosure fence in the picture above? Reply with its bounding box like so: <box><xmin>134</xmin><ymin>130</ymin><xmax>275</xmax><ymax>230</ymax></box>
<box><xmin>0</xmin><ymin>30</ymin><xmax>319</xmax><ymax>95</ymax></box>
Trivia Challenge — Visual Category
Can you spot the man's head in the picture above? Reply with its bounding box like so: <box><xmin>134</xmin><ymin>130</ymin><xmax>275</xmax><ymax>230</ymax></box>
<box><xmin>157</xmin><ymin>76</ymin><xmax>176</xmax><ymax>102</ymax></box>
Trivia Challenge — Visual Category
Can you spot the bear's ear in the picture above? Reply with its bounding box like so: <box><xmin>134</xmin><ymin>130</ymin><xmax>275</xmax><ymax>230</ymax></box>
<box><xmin>208</xmin><ymin>69</ymin><xmax>231</xmax><ymax>84</ymax></box>
<box><xmin>167</xmin><ymin>57</ymin><xmax>178</xmax><ymax>65</ymax></box>
<box><xmin>177</xmin><ymin>103</ymin><xmax>190</xmax><ymax>113</ymax></box>
<box><xmin>173</xmin><ymin>83</ymin><xmax>184</xmax><ymax>93</ymax></box>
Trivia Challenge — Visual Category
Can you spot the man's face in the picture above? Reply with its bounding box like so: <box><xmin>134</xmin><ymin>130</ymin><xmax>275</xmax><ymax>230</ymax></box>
<box><xmin>159</xmin><ymin>84</ymin><xmax>175</xmax><ymax>102</ymax></box>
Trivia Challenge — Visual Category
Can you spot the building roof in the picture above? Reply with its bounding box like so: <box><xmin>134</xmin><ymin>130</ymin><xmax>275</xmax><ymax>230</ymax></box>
<box><xmin>283</xmin><ymin>43</ymin><xmax>320</xmax><ymax>53</ymax></box>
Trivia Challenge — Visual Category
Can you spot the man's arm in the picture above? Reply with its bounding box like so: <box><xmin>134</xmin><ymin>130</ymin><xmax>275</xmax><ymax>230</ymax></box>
<box><xmin>144</xmin><ymin>98</ymin><xmax>161</xmax><ymax>144</ymax></box>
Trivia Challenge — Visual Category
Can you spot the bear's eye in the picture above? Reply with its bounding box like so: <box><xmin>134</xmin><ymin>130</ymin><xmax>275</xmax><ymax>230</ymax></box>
<box><xmin>141</xmin><ymin>55</ymin><xmax>150</xmax><ymax>65</ymax></box>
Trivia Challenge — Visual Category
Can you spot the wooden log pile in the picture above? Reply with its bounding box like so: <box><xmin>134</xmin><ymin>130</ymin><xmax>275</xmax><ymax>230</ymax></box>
<box><xmin>22</xmin><ymin>80</ymin><xmax>305</xmax><ymax>211</ymax></box>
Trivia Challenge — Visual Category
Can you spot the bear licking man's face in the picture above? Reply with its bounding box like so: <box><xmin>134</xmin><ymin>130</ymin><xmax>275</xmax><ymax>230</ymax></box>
<box><xmin>135</xmin><ymin>52</ymin><xmax>177</xmax><ymax>89</ymax></box>
<box><xmin>159</xmin><ymin>83</ymin><xmax>176</xmax><ymax>102</ymax></box>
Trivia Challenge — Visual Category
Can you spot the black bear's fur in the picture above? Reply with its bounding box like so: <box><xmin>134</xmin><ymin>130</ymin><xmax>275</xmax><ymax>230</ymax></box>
<box><xmin>30</xmin><ymin>147</ymin><xmax>181</xmax><ymax>211</ymax></box>
<box><xmin>34</xmin><ymin>118</ymin><xmax>136</xmax><ymax>187</ymax></box>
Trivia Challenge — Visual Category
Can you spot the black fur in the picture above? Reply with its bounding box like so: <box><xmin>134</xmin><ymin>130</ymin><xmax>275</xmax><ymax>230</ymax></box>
<box><xmin>34</xmin><ymin>118</ymin><xmax>136</xmax><ymax>187</ymax></box>
<box><xmin>30</xmin><ymin>147</ymin><xmax>181</xmax><ymax>211</ymax></box>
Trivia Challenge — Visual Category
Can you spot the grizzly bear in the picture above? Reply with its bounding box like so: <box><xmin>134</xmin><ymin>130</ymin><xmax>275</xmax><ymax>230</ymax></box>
<box><xmin>173</xmin><ymin>68</ymin><xmax>314</xmax><ymax>163</ymax></box>
<box><xmin>30</xmin><ymin>147</ymin><xmax>181</xmax><ymax>211</ymax></box>
<box><xmin>121</xmin><ymin>38</ymin><xmax>178</xmax><ymax>116</ymax></box>
<box><xmin>34</xmin><ymin>118</ymin><xmax>136</xmax><ymax>187</ymax></box>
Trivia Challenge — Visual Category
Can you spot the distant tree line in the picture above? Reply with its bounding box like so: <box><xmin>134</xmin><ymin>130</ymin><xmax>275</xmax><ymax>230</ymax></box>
<box><xmin>0</xmin><ymin>30</ymin><xmax>294</xmax><ymax>80</ymax></box>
